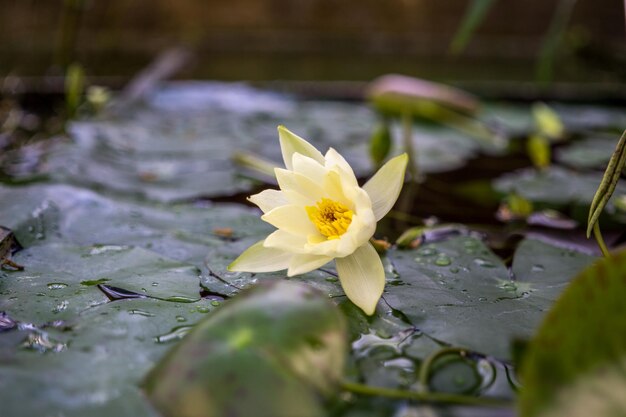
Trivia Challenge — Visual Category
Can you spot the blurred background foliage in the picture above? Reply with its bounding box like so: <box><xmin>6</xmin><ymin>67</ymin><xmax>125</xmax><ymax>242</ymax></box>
<box><xmin>1</xmin><ymin>0</ymin><xmax>624</xmax><ymax>87</ymax></box>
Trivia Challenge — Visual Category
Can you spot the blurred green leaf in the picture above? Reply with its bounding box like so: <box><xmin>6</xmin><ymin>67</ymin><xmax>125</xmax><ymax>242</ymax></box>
<box><xmin>527</xmin><ymin>135</ymin><xmax>551</xmax><ymax>170</ymax></box>
<box><xmin>536</xmin><ymin>0</ymin><xmax>577</xmax><ymax>82</ymax></box>
<box><xmin>369</xmin><ymin>122</ymin><xmax>392</xmax><ymax>167</ymax></box>
<box><xmin>506</xmin><ymin>193</ymin><xmax>534</xmax><ymax>218</ymax></box>
<box><xmin>535</xmin><ymin>360</ymin><xmax>626</xmax><ymax>417</ymax></box>
<box><xmin>518</xmin><ymin>249</ymin><xmax>626</xmax><ymax>416</ymax></box>
<box><xmin>450</xmin><ymin>0</ymin><xmax>497</xmax><ymax>54</ymax></box>
<box><xmin>532</xmin><ymin>102</ymin><xmax>564</xmax><ymax>140</ymax></box>
<box><xmin>144</xmin><ymin>280</ymin><xmax>347</xmax><ymax>417</ymax></box>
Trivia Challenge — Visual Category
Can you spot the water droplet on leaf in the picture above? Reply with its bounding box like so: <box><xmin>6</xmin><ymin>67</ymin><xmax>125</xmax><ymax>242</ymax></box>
<box><xmin>47</xmin><ymin>283</ymin><xmax>68</xmax><ymax>290</ymax></box>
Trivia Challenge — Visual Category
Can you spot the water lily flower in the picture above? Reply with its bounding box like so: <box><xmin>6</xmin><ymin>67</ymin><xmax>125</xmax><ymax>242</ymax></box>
<box><xmin>228</xmin><ymin>126</ymin><xmax>408</xmax><ymax>315</ymax></box>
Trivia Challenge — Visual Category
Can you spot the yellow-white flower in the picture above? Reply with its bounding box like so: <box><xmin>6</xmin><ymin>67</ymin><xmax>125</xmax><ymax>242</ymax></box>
<box><xmin>228</xmin><ymin>126</ymin><xmax>408</xmax><ymax>315</ymax></box>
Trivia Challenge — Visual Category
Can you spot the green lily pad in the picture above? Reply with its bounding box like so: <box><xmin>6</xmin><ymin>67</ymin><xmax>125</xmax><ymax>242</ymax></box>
<box><xmin>0</xmin><ymin>297</ymin><xmax>217</xmax><ymax>417</ymax></box>
<box><xmin>493</xmin><ymin>166</ymin><xmax>626</xmax><ymax>206</ymax></box>
<box><xmin>518</xmin><ymin>249</ymin><xmax>626</xmax><ymax>417</ymax></box>
<box><xmin>48</xmin><ymin>111</ymin><xmax>256</xmax><ymax>202</ymax></box>
<box><xmin>391</xmin><ymin>124</ymin><xmax>483</xmax><ymax>173</ymax></box>
<box><xmin>550</xmin><ymin>104</ymin><xmax>626</xmax><ymax>132</ymax></box>
<box><xmin>0</xmin><ymin>183</ymin><xmax>238</xmax><ymax>417</ymax></box>
<box><xmin>480</xmin><ymin>103</ymin><xmax>534</xmax><ymax>137</ymax></box>
<box><xmin>0</xmin><ymin>243</ymin><xmax>203</xmax><ymax>324</ymax></box>
<box><xmin>0</xmin><ymin>183</ymin><xmax>269</xmax><ymax>266</ymax></box>
<box><xmin>3</xmin><ymin>83</ymin><xmax>623</xmax><ymax>416</ymax></box>
<box><xmin>201</xmin><ymin>225</ymin><xmax>595</xmax><ymax>360</ymax></box>
<box><xmin>383</xmin><ymin>237</ymin><xmax>595</xmax><ymax>360</ymax></box>
<box><xmin>0</xmin><ymin>175</ymin><xmax>595</xmax><ymax>416</ymax></box>
<box><xmin>15</xmin><ymin>82</ymin><xmax>528</xmax><ymax>203</ymax></box>
<box><xmin>144</xmin><ymin>280</ymin><xmax>347</xmax><ymax>417</ymax></box>
<box><xmin>0</xmin><ymin>210</ymin><xmax>220</xmax><ymax>416</ymax></box>
<box><xmin>556</xmin><ymin>134</ymin><xmax>620</xmax><ymax>169</ymax></box>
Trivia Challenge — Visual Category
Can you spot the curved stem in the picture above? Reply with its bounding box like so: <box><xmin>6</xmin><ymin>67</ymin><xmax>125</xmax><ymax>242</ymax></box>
<box><xmin>341</xmin><ymin>381</ymin><xmax>511</xmax><ymax>407</ymax></box>
<box><xmin>593</xmin><ymin>222</ymin><xmax>611</xmax><ymax>258</ymax></box>
<box><xmin>418</xmin><ymin>347</ymin><xmax>468</xmax><ymax>390</ymax></box>
<box><xmin>402</xmin><ymin>111</ymin><xmax>419</xmax><ymax>182</ymax></box>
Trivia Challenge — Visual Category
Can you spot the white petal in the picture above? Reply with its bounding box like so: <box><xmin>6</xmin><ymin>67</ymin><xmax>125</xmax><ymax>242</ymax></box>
<box><xmin>287</xmin><ymin>254</ymin><xmax>332</xmax><ymax>276</ymax></box>
<box><xmin>262</xmin><ymin>204</ymin><xmax>320</xmax><ymax>237</ymax></box>
<box><xmin>321</xmin><ymin>170</ymin><xmax>352</xmax><ymax>208</ymax></box>
<box><xmin>363</xmin><ymin>153</ymin><xmax>408</xmax><ymax>221</ymax></box>
<box><xmin>228</xmin><ymin>240</ymin><xmax>292</xmax><ymax>273</ymax></box>
<box><xmin>264</xmin><ymin>230</ymin><xmax>307</xmax><ymax>253</ymax></box>
<box><xmin>325</xmin><ymin>148</ymin><xmax>358</xmax><ymax>188</ymax></box>
<box><xmin>278</xmin><ymin>125</ymin><xmax>325</xmax><ymax>170</ymax></box>
<box><xmin>335</xmin><ymin>242</ymin><xmax>385</xmax><ymax>315</ymax></box>
<box><xmin>305</xmin><ymin>237</ymin><xmax>341</xmax><ymax>257</ymax></box>
<box><xmin>291</xmin><ymin>153</ymin><xmax>327</xmax><ymax>185</ymax></box>
<box><xmin>275</xmin><ymin>168</ymin><xmax>324</xmax><ymax>205</ymax></box>
<box><xmin>248</xmin><ymin>189</ymin><xmax>288</xmax><ymax>213</ymax></box>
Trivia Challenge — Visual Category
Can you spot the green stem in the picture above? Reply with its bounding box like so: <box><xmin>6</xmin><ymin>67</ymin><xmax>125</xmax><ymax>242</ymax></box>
<box><xmin>536</xmin><ymin>0</ymin><xmax>577</xmax><ymax>82</ymax></box>
<box><xmin>593</xmin><ymin>222</ymin><xmax>611</xmax><ymax>258</ymax></box>
<box><xmin>401</xmin><ymin>111</ymin><xmax>419</xmax><ymax>182</ymax></box>
<box><xmin>418</xmin><ymin>347</ymin><xmax>468</xmax><ymax>390</ymax></box>
<box><xmin>57</xmin><ymin>0</ymin><xmax>85</xmax><ymax>70</ymax></box>
<box><xmin>341</xmin><ymin>381</ymin><xmax>511</xmax><ymax>407</ymax></box>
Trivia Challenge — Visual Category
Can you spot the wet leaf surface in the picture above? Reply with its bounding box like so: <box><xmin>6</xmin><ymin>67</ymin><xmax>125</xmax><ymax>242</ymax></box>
<box><xmin>0</xmin><ymin>178</ymin><xmax>595</xmax><ymax>415</ymax></box>
<box><xmin>0</xmin><ymin>298</ymin><xmax>216</xmax><ymax>417</ymax></box>
<box><xmin>0</xmin><ymin>243</ymin><xmax>204</xmax><ymax>323</ymax></box>
<box><xmin>494</xmin><ymin>166</ymin><xmax>626</xmax><ymax>207</ymax></box>
<box><xmin>13</xmin><ymin>83</ymin><xmax>516</xmax><ymax>203</ymax></box>
<box><xmin>203</xmin><ymin>229</ymin><xmax>594</xmax><ymax>359</ymax></box>
<box><xmin>555</xmin><ymin>134</ymin><xmax>620</xmax><ymax>169</ymax></box>
<box><xmin>0</xmin><ymin>82</ymin><xmax>623</xmax><ymax>416</ymax></box>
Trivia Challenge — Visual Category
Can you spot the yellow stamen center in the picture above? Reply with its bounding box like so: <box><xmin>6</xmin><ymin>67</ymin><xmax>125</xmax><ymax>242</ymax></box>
<box><xmin>305</xmin><ymin>198</ymin><xmax>353</xmax><ymax>240</ymax></box>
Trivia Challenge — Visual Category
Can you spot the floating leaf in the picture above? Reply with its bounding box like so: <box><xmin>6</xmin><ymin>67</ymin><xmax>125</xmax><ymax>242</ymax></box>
<box><xmin>383</xmin><ymin>237</ymin><xmax>595</xmax><ymax>359</ymax></box>
<box><xmin>494</xmin><ymin>166</ymin><xmax>626</xmax><ymax>207</ymax></box>
<box><xmin>144</xmin><ymin>280</ymin><xmax>347</xmax><ymax>417</ymax></box>
<box><xmin>0</xmin><ymin>297</ymin><xmax>215</xmax><ymax>417</ymax></box>
<box><xmin>0</xmin><ymin>243</ymin><xmax>203</xmax><ymax>324</ymax></box>
<box><xmin>204</xmin><ymin>232</ymin><xmax>595</xmax><ymax>360</ymax></box>
<box><xmin>556</xmin><ymin>134</ymin><xmax>619</xmax><ymax>169</ymax></box>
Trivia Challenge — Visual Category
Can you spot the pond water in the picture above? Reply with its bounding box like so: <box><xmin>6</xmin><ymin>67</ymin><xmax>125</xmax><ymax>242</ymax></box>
<box><xmin>0</xmin><ymin>81</ymin><xmax>624</xmax><ymax>416</ymax></box>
